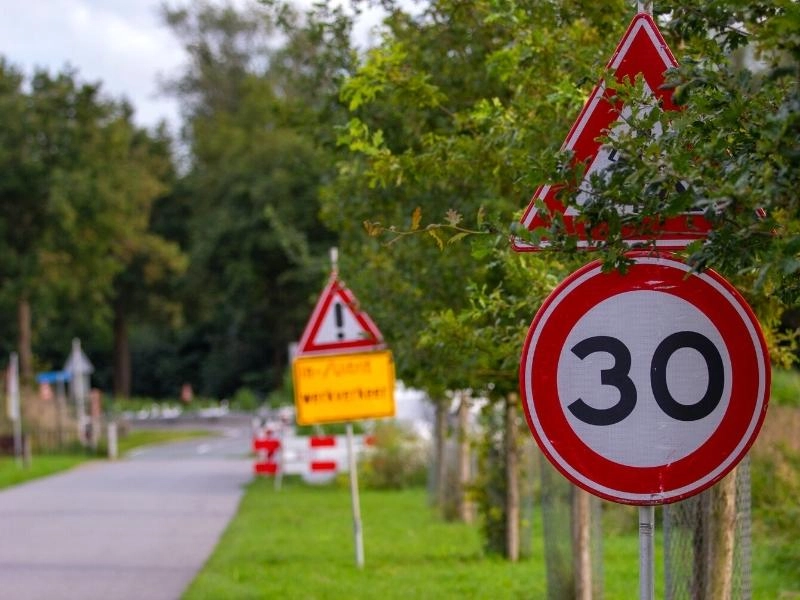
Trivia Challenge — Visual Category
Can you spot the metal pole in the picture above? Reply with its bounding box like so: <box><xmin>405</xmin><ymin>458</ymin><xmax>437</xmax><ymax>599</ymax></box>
<box><xmin>7</xmin><ymin>353</ymin><xmax>22</xmax><ymax>465</ymax></box>
<box><xmin>637</xmin><ymin>1</ymin><xmax>653</xmax><ymax>15</ymax></box>
<box><xmin>330</xmin><ymin>247</ymin><xmax>339</xmax><ymax>274</ymax></box>
<box><xmin>13</xmin><ymin>418</ymin><xmax>23</xmax><ymax>467</ymax></box>
<box><xmin>639</xmin><ymin>505</ymin><xmax>655</xmax><ymax>600</ymax></box>
<box><xmin>346</xmin><ymin>423</ymin><xmax>364</xmax><ymax>568</ymax></box>
<box><xmin>274</xmin><ymin>427</ymin><xmax>284</xmax><ymax>492</ymax></box>
<box><xmin>107</xmin><ymin>422</ymin><xmax>118</xmax><ymax>460</ymax></box>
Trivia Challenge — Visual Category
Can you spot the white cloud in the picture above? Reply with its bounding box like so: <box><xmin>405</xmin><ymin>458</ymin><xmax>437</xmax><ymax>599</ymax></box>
<box><xmin>0</xmin><ymin>0</ymin><xmax>404</xmax><ymax>132</ymax></box>
<box><xmin>0</xmin><ymin>0</ymin><xmax>186</xmax><ymax>130</ymax></box>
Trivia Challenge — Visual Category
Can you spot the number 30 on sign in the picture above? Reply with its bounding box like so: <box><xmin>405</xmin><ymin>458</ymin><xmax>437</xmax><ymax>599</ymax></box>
<box><xmin>519</xmin><ymin>252</ymin><xmax>770</xmax><ymax>505</ymax></box>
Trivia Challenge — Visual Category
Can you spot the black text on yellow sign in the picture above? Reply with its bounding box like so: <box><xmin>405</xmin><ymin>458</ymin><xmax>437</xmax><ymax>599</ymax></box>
<box><xmin>292</xmin><ymin>350</ymin><xmax>396</xmax><ymax>425</ymax></box>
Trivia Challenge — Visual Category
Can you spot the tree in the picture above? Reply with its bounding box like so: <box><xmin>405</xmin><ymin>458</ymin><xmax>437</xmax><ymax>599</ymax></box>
<box><xmin>527</xmin><ymin>2</ymin><xmax>800</xmax><ymax>360</ymax></box>
<box><xmin>419</xmin><ymin>250</ymin><xmax>566</xmax><ymax>558</ymax></box>
<box><xmin>330</xmin><ymin>0</ymin><xmax>630</xmax><ymax>555</ymax></box>
<box><xmin>0</xmin><ymin>61</ymin><xmax>176</xmax><ymax>389</ymax></box>
<box><xmin>162</xmin><ymin>1</ymin><xmax>348</xmax><ymax>397</ymax></box>
<box><xmin>336</xmin><ymin>0</ymin><xmax>800</xmax><ymax>582</ymax></box>
<box><xmin>109</xmin><ymin>123</ymin><xmax>186</xmax><ymax>398</ymax></box>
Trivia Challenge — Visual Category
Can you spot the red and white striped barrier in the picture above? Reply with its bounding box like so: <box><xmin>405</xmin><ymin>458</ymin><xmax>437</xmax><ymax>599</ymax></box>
<box><xmin>308</xmin><ymin>435</ymin><xmax>338</xmax><ymax>474</ymax></box>
<box><xmin>253</xmin><ymin>431</ymin><xmax>281</xmax><ymax>475</ymax></box>
<box><xmin>253</xmin><ymin>432</ymin><xmax>375</xmax><ymax>480</ymax></box>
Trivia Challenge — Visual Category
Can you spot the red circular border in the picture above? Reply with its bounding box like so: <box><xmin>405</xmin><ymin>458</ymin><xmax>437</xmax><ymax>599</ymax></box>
<box><xmin>519</xmin><ymin>252</ymin><xmax>770</xmax><ymax>505</ymax></box>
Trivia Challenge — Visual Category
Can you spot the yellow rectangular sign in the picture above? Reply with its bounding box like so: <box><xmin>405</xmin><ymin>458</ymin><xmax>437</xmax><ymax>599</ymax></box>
<box><xmin>292</xmin><ymin>350</ymin><xmax>396</xmax><ymax>425</ymax></box>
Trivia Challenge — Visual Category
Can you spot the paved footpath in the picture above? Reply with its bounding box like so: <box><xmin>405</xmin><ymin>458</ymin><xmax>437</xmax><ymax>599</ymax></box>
<box><xmin>0</xmin><ymin>427</ymin><xmax>252</xmax><ymax>600</ymax></box>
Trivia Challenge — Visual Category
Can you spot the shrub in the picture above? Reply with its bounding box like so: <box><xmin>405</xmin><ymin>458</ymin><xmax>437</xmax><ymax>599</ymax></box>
<box><xmin>359</xmin><ymin>421</ymin><xmax>428</xmax><ymax>490</ymax></box>
<box><xmin>231</xmin><ymin>387</ymin><xmax>260</xmax><ymax>411</ymax></box>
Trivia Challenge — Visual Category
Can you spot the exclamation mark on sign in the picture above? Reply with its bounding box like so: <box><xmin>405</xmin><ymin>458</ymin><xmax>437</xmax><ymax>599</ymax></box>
<box><xmin>335</xmin><ymin>303</ymin><xmax>345</xmax><ymax>340</ymax></box>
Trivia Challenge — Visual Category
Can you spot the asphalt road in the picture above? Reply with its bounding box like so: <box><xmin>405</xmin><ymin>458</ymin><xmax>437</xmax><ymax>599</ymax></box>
<box><xmin>0</xmin><ymin>425</ymin><xmax>252</xmax><ymax>600</ymax></box>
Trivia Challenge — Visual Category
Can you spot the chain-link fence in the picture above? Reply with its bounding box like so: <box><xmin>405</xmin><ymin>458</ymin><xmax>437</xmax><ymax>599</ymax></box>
<box><xmin>664</xmin><ymin>456</ymin><xmax>751</xmax><ymax>600</ymax></box>
<box><xmin>541</xmin><ymin>455</ymin><xmax>604</xmax><ymax>600</ymax></box>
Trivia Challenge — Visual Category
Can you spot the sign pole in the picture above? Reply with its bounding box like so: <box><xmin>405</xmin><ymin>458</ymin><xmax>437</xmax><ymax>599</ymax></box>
<box><xmin>275</xmin><ymin>426</ymin><xmax>284</xmax><ymax>492</ymax></box>
<box><xmin>637</xmin><ymin>1</ymin><xmax>653</xmax><ymax>14</ymax></box>
<box><xmin>639</xmin><ymin>506</ymin><xmax>655</xmax><ymax>600</ymax></box>
<box><xmin>7</xmin><ymin>353</ymin><xmax>22</xmax><ymax>465</ymax></box>
<box><xmin>346</xmin><ymin>422</ymin><xmax>365</xmax><ymax>568</ymax></box>
<box><xmin>330</xmin><ymin>246</ymin><xmax>339</xmax><ymax>274</ymax></box>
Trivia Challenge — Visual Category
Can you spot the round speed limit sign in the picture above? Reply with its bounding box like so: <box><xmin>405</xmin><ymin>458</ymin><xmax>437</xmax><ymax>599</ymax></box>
<box><xmin>519</xmin><ymin>252</ymin><xmax>770</xmax><ymax>505</ymax></box>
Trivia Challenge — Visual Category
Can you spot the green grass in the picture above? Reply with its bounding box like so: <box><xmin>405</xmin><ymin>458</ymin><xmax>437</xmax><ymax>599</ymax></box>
<box><xmin>185</xmin><ymin>480</ymin><xmax>797</xmax><ymax>600</ymax></box>
<box><xmin>0</xmin><ymin>428</ymin><xmax>214</xmax><ymax>491</ymax></box>
<box><xmin>770</xmin><ymin>368</ymin><xmax>800</xmax><ymax>407</ymax></box>
<box><xmin>184</xmin><ymin>479</ymin><xmax>544</xmax><ymax>599</ymax></box>
<box><xmin>0</xmin><ymin>455</ymin><xmax>88</xmax><ymax>490</ymax></box>
<box><xmin>184</xmin><ymin>480</ymin><xmax>664</xmax><ymax>600</ymax></box>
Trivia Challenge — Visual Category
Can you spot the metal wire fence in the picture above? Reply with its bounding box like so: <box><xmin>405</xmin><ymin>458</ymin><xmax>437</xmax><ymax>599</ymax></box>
<box><xmin>664</xmin><ymin>456</ymin><xmax>751</xmax><ymax>600</ymax></box>
<box><xmin>541</xmin><ymin>454</ymin><xmax>604</xmax><ymax>600</ymax></box>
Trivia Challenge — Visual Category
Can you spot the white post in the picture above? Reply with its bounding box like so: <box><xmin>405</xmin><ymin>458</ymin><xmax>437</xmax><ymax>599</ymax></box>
<box><xmin>330</xmin><ymin>247</ymin><xmax>339</xmax><ymax>274</ymax></box>
<box><xmin>68</xmin><ymin>338</ymin><xmax>88</xmax><ymax>444</ymax></box>
<box><xmin>107</xmin><ymin>422</ymin><xmax>118</xmax><ymax>460</ymax></box>
<box><xmin>7</xmin><ymin>353</ymin><xmax>22</xmax><ymax>465</ymax></box>
<box><xmin>639</xmin><ymin>506</ymin><xmax>655</xmax><ymax>600</ymax></box>
<box><xmin>346</xmin><ymin>423</ymin><xmax>364</xmax><ymax>568</ymax></box>
<box><xmin>637</xmin><ymin>1</ymin><xmax>653</xmax><ymax>15</ymax></box>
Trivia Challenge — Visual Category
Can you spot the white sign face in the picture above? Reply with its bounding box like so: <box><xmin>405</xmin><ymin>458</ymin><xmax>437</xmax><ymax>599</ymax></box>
<box><xmin>557</xmin><ymin>290</ymin><xmax>731</xmax><ymax>467</ymax></box>
<box><xmin>297</xmin><ymin>274</ymin><xmax>384</xmax><ymax>356</ymax></box>
<box><xmin>312</xmin><ymin>299</ymin><xmax>368</xmax><ymax>345</ymax></box>
<box><xmin>519</xmin><ymin>252</ymin><xmax>770</xmax><ymax>505</ymax></box>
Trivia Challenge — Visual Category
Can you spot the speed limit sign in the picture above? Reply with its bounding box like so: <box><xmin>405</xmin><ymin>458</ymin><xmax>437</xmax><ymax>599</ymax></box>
<box><xmin>519</xmin><ymin>252</ymin><xmax>770</xmax><ymax>505</ymax></box>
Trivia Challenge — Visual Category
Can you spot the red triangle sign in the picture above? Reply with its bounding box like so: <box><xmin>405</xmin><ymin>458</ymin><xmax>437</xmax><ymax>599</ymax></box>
<box><xmin>513</xmin><ymin>13</ymin><xmax>712</xmax><ymax>252</ymax></box>
<box><xmin>296</xmin><ymin>273</ymin><xmax>385</xmax><ymax>356</ymax></box>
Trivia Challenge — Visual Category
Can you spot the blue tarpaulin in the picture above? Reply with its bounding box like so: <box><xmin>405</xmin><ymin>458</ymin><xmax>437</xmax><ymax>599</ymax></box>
<box><xmin>35</xmin><ymin>370</ymin><xmax>71</xmax><ymax>384</ymax></box>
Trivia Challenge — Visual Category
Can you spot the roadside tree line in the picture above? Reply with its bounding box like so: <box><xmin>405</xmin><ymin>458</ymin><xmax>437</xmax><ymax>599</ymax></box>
<box><xmin>1</xmin><ymin>0</ymin><xmax>798</xmax><ymax>568</ymax></box>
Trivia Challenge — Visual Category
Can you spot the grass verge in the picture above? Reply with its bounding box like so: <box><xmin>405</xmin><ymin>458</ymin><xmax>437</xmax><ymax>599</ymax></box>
<box><xmin>0</xmin><ymin>428</ymin><xmax>214</xmax><ymax>491</ymax></box>
<box><xmin>0</xmin><ymin>455</ymin><xmax>87</xmax><ymax>491</ymax></box>
<box><xmin>185</xmin><ymin>478</ymin><xmax>797</xmax><ymax>599</ymax></box>
<box><xmin>184</xmin><ymin>479</ymin><xmax>668</xmax><ymax>600</ymax></box>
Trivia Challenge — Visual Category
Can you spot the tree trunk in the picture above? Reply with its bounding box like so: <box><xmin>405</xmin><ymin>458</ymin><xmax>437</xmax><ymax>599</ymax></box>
<box><xmin>706</xmin><ymin>470</ymin><xmax>737</xmax><ymax>599</ymax></box>
<box><xmin>506</xmin><ymin>393</ymin><xmax>520</xmax><ymax>562</ymax></box>
<box><xmin>113</xmin><ymin>301</ymin><xmax>131</xmax><ymax>398</ymax></box>
<box><xmin>457</xmin><ymin>393</ymin><xmax>474</xmax><ymax>523</ymax></box>
<box><xmin>572</xmin><ymin>486</ymin><xmax>593</xmax><ymax>600</ymax></box>
<box><xmin>434</xmin><ymin>399</ymin><xmax>448</xmax><ymax>508</ymax></box>
<box><xmin>17</xmin><ymin>295</ymin><xmax>33</xmax><ymax>382</ymax></box>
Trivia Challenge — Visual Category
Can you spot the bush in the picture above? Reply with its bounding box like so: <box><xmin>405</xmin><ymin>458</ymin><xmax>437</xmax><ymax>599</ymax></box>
<box><xmin>359</xmin><ymin>421</ymin><xmax>428</xmax><ymax>490</ymax></box>
<box><xmin>231</xmin><ymin>387</ymin><xmax>260</xmax><ymax>411</ymax></box>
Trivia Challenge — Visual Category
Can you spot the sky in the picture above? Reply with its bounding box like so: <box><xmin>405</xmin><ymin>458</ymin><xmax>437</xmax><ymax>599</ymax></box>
<box><xmin>0</xmin><ymin>0</ymin><xmax>388</xmax><ymax>135</ymax></box>
<box><xmin>1</xmin><ymin>0</ymin><xmax>189</xmax><ymax>132</ymax></box>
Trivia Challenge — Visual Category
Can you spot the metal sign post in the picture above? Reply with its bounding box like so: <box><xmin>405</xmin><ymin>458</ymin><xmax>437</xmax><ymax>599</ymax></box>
<box><xmin>291</xmin><ymin>248</ymin><xmax>394</xmax><ymax>570</ymax></box>
<box><xmin>7</xmin><ymin>353</ymin><xmax>22</xmax><ymax>465</ymax></box>
<box><xmin>64</xmin><ymin>338</ymin><xmax>94</xmax><ymax>443</ymax></box>
<box><xmin>346</xmin><ymin>423</ymin><xmax>364</xmax><ymax>568</ymax></box>
<box><xmin>639</xmin><ymin>506</ymin><xmax>655</xmax><ymax>600</ymax></box>
<box><xmin>274</xmin><ymin>427</ymin><xmax>285</xmax><ymax>492</ymax></box>
<box><xmin>637</xmin><ymin>1</ymin><xmax>653</xmax><ymax>14</ymax></box>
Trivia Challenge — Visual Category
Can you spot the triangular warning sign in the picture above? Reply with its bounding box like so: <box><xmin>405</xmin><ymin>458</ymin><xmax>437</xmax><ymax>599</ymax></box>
<box><xmin>296</xmin><ymin>273</ymin><xmax>384</xmax><ymax>356</ymax></box>
<box><xmin>513</xmin><ymin>13</ymin><xmax>712</xmax><ymax>252</ymax></box>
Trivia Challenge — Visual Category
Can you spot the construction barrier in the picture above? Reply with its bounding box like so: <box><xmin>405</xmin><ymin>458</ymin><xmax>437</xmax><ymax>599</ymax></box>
<box><xmin>253</xmin><ymin>431</ymin><xmax>375</xmax><ymax>479</ymax></box>
<box><xmin>253</xmin><ymin>433</ymin><xmax>281</xmax><ymax>475</ymax></box>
